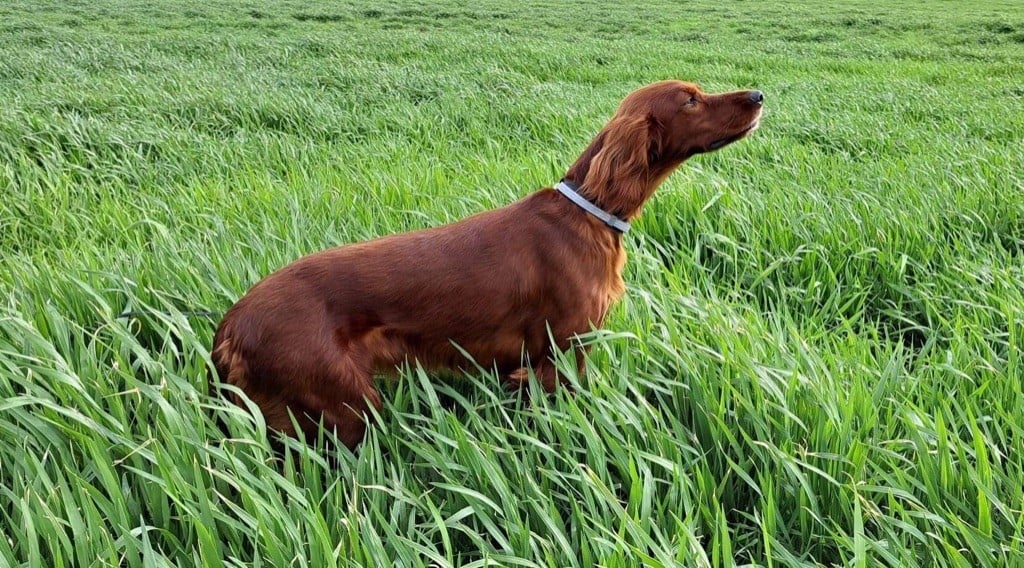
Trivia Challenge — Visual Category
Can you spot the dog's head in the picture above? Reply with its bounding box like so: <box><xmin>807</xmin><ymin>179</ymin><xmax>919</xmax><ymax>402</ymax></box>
<box><xmin>612</xmin><ymin>80</ymin><xmax>763</xmax><ymax>166</ymax></box>
<box><xmin>577</xmin><ymin>80</ymin><xmax>763</xmax><ymax>218</ymax></box>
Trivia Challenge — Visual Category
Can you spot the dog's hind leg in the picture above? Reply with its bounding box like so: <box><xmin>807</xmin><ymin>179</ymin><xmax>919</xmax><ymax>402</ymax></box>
<box><xmin>291</xmin><ymin>351</ymin><xmax>381</xmax><ymax>450</ymax></box>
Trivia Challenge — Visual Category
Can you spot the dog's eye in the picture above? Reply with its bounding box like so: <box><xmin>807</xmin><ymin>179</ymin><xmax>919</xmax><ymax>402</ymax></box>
<box><xmin>684</xmin><ymin>96</ymin><xmax>699</xmax><ymax>107</ymax></box>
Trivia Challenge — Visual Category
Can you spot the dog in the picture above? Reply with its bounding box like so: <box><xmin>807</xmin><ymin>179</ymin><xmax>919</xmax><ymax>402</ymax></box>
<box><xmin>212</xmin><ymin>80</ymin><xmax>763</xmax><ymax>448</ymax></box>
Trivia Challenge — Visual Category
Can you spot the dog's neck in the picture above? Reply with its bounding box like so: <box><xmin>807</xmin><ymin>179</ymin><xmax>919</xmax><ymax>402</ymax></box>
<box><xmin>562</xmin><ymin>130</ymin><xmax>678</xmax><ymax>221</ymax></box>
<box><xmin>555</xmin><ymin>180</ymin><xmax>630</xmax><ymax>233</ymax></box>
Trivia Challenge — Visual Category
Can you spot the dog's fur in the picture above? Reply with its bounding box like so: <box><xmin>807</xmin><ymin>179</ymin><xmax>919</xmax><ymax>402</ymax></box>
<box><xmin>212</xmin><ymin>80</ymin><xmax>763</xmax><ymax>448</ymax></box>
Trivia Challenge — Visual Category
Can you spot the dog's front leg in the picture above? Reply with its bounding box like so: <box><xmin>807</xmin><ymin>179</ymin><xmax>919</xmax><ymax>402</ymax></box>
<box><xmin>504</xmin><ymin>351</ymin><xmax>585</xmax><ymax>394</ymax></box>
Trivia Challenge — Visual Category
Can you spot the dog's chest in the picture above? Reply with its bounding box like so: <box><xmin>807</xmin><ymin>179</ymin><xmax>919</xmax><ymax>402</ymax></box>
<box><xmin>587</xmin><ymin>243</ymin><xmax>628</xmax><ymax>326</ymax></box>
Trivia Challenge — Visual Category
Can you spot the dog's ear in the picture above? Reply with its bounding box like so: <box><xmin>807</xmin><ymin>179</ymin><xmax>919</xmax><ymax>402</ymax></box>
<box><xmin>588</xmin><ymin>114</ymin><xmax>652</xmax><ymax>175</ymax></box>
<box><xmin>583</xmin><ymin>113</ymin><xmax>659</xmax><ymax>216</ymax></box>
<box><xmin>645</xmin><ymin>114</ymin><xmax>665</xmax><ymax>164</ymax></box>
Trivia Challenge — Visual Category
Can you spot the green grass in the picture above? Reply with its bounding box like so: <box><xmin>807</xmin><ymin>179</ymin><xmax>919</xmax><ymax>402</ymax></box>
<box><xmin>1</xmin><ymin>0</ymin><xmax>1023</xmax><ymax>565</ymax></box>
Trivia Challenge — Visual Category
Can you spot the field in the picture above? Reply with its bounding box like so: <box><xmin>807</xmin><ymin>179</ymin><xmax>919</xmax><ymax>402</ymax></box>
<box><xmin>1</xmin><ymin>0</ymin><xmax>1023</xmax><ymax>565</ymax></box>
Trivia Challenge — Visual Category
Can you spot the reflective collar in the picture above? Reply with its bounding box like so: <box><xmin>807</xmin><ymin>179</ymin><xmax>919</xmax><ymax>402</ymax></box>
<box><xmin>554</xmin><ymin>180</ymin><xmax>630</xmax><ymax>233</ymax></box>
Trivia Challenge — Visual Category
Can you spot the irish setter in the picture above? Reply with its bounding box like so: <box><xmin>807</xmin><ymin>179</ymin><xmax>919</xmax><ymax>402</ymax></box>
<box><xmin>212</xmin><ymin>80</ymin><xmax>763</xmax><ymax>448</ymax></box>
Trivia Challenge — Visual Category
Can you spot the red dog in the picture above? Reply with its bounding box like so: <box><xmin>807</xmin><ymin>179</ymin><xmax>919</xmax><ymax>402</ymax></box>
<box><xmin>212</xmin><ymin>80</ymin><xmax>763</xmax><ymax>448</ymax></box>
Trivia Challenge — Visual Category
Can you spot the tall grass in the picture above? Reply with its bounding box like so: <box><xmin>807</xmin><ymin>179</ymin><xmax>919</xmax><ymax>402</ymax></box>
<box><xmin>1</xmin><ymin>0</ymin><xmax>1022</xmax><ymax>565</ymax></box>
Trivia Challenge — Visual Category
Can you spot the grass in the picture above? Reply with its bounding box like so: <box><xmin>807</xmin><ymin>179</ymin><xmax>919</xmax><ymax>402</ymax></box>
<box><xmin>1</xmin><ymin>0</ymin><xmax>1023</xmax><ymax>565</ymax></box>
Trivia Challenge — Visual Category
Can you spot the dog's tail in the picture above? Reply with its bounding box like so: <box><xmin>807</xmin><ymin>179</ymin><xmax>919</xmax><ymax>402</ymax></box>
<box><xmin>208</xmin><ymin>319</ymin><xmax>253</xmax><ymax>439</ymax></box>
<box><xmin>210</xmin><ymin>322</ymin><xmax>250</xmax><ymax>403</ymax></box>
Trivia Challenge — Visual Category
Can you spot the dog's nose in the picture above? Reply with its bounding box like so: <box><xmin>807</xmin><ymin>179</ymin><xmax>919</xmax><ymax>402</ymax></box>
<box><xmin>749</xmin><ymin>90</ymin><xmax>764</xmax><ymax>106</ymax></box>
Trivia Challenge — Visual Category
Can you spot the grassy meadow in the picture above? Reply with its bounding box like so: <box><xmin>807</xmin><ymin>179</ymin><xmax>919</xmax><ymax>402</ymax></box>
<box><xmin>2</xmin><ymin>0</ymin><xmax>1023</xmax><ymax>565</ymax></box>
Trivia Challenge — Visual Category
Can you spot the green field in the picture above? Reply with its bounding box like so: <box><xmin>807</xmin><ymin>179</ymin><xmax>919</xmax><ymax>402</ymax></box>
<box><xmin>2</xmin><ymin>0</ymin><xmax>1023</xmax><ymax>565</ymax></box>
